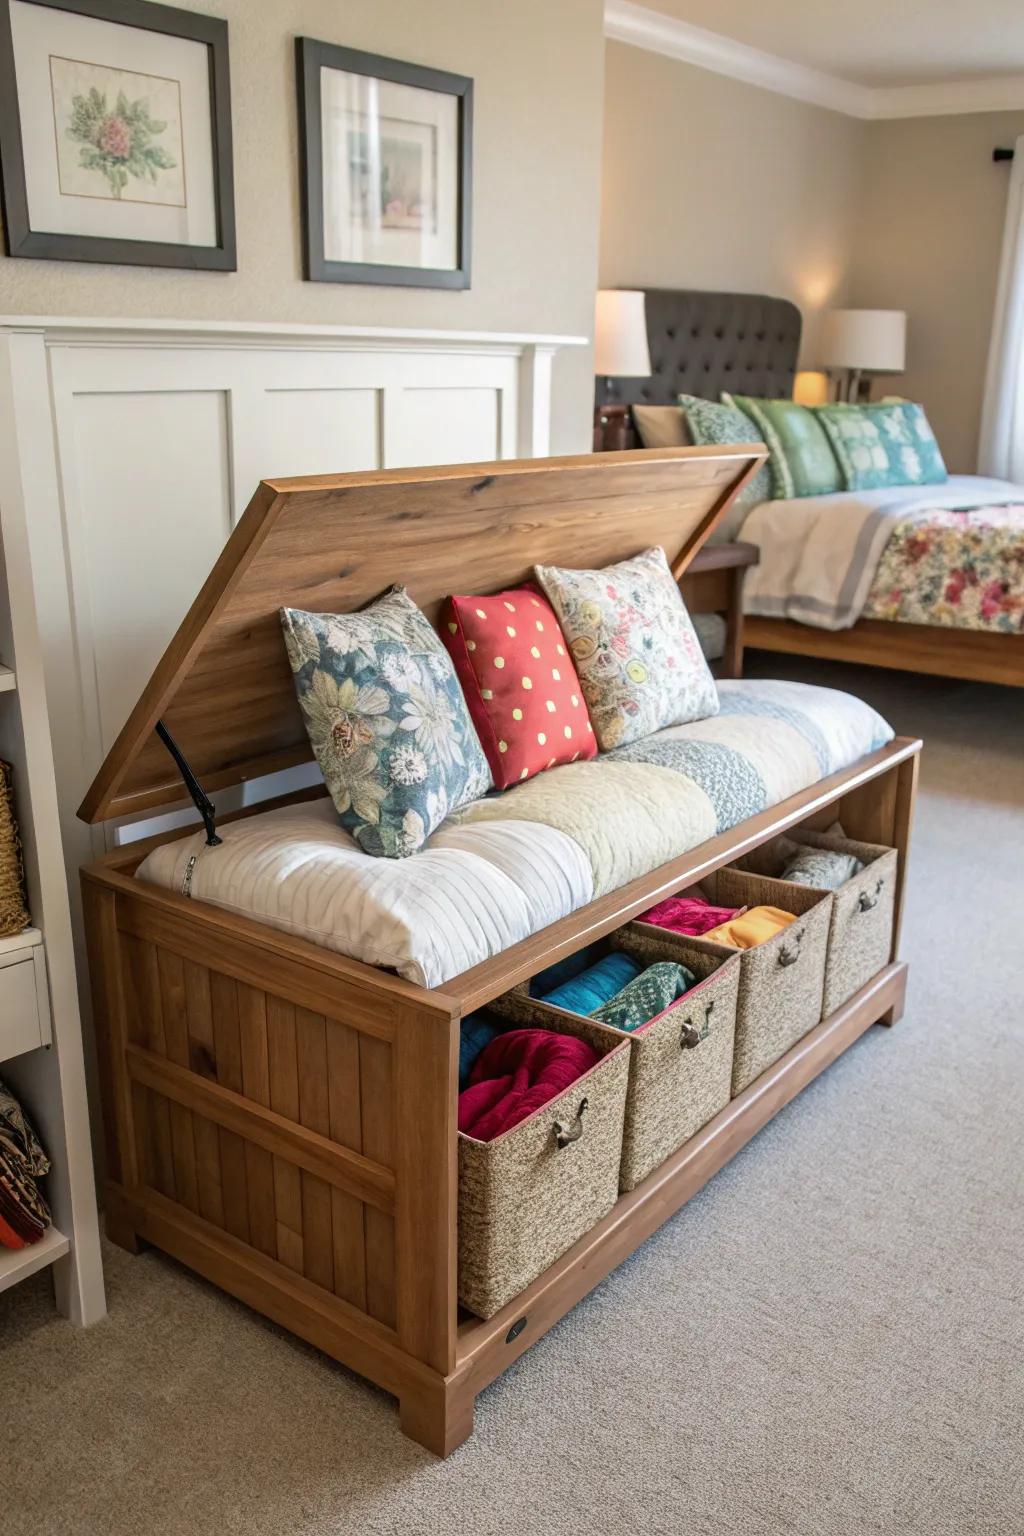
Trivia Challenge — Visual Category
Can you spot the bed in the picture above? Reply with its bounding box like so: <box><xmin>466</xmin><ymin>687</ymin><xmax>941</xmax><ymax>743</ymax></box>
<box><xmin>595</xmin><ymin>288</ymin><xmax>1024</xmax><ymax>688</ymax></box>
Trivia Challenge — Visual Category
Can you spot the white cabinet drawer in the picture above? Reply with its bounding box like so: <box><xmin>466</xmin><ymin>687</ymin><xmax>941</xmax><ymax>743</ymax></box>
<box><xmin>0</xmin><ymin>945</ymin><xmax>49</xmax><ymax>1063</ymax></box>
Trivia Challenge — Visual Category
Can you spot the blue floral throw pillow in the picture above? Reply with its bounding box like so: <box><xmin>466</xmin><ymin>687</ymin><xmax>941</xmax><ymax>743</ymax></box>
<box><xmin>281</xmin><ymin>589</ymin><xmax>491</xmax><ymax>859</ymax></box>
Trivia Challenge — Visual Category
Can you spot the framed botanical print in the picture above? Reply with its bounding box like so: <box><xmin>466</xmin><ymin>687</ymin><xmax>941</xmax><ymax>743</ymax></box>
<box><xmin>0</xmin><ymin>0</ymin><xmax>235</xmax><ymax>269</ymax></box>
<box><xmin>297</xmin><ymin>38</ymin><xmax>472</xmax><ymax>289</ymax></box>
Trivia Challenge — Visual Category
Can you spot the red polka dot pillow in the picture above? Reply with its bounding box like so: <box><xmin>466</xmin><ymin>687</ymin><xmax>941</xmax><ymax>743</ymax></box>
<box><xmin>441</xmin><ymin>587</ymin><xmax>597</xmax><ymax>789</ymax></box>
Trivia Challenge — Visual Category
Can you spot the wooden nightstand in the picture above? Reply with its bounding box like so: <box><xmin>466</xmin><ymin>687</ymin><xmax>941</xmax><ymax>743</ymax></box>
<box><xmin>678</xmin><ymin>541</ymin><xmax>759</xmax><ymax>679</ymax></box>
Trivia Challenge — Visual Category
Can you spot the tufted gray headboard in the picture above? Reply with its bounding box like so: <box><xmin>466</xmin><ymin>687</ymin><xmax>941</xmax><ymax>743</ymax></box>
<box><xmin>594</xmin><ymin>288</ymin><xmax>802</xmax><ymax>448</ymax></box>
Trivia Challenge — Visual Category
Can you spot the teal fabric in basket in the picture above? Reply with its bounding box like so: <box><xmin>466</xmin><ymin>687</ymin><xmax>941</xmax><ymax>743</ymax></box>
<box><xmin>590</xmin><ymin>961</ymin><xmax>695</xmax><ymax>1032</ymax></box>
<box><xmin>538</xmin><ymin>951</ymin><xmax>640</xmax><ymax>1014</ymax></box>
<box><xmin>459</xmin><ymin>1011</ymin><xmax>504</xmax><ymax>1088</ymax></box>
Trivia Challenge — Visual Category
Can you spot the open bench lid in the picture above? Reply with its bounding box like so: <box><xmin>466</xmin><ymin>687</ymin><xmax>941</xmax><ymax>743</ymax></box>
<box><xmin>78</xmin><ymin>444</ymin><xmax>766</xmax><ymax>824</ymax></box>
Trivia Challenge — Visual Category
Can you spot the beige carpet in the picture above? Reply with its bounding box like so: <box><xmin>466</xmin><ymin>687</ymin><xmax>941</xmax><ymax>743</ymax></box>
<box><xmin>3</xmin><ymin>659</ymin><xmax>1023</xmax><ymax>1536</ymax></box>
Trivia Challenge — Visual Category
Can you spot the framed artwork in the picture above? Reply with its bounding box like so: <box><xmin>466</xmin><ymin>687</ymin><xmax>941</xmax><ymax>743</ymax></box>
<box><xmin>0</xmin><ymin>0</ymin><xmax>235</xmax><ymax>269</ymax></box>
<box><xmin>297</xmin><ymin>38</ymin><xmax>472</xmax><ymax>289</ymax></box>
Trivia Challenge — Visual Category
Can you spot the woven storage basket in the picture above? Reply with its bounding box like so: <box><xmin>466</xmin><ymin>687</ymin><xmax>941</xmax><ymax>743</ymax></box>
<box><xmin>0</xmin><ymin>761</ymin><xmax>30</xmax><ymax>938</ymax></box>
<box><xmin>663</xmin><ymin>869</ymin><xmax>832</xmax><ymax>1097</ymax></box>
<box><xmin>496</xmin><ymin>930</ymin><xmax>740</xmax><ymax>1193</ymax></box>
<box><xmin>458</xmin><ymin>1014</ymin><xmax>629</xmax><ymax>1320</ymax></box>
<box><xmin>735</xmin><ymin>828</ymin><xmax>897</xmax><ymax>1015</ymax></box>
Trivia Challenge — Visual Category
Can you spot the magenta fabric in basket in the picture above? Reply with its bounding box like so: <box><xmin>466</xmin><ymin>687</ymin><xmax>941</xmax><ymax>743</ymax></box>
<box><xmin>458</xmin><ymin>1028</ymin><xmax>599</xmax><ymax>1142</ymax></box>
<box><xmin>640</xmin><ymin>894</ymin><xmax>741</xmax><ymax>937</ymax></box>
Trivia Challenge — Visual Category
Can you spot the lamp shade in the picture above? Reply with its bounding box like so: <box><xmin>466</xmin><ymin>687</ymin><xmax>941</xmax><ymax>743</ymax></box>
<box><xmin>793</xmin><ymin>370</ymin><xmax>829</xmax><ymax>406</ymax></box>
<box><xmin>594</xmin><ymin>289</ymin><xmax>651</xmax><ymax>377</ymax></box>
<box><xmin>820</xmin><ymin>309</ymin><xmax>906</xmax><ymax>373</ymax></box>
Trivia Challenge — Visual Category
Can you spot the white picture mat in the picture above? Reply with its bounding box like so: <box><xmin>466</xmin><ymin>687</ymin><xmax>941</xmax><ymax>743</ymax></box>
<box><xmin>320</xmin><ymin>67</ymin><xmax>458</xmax><ymax>270</ymax></box>
<box><xmin>10</xmin><ymin>0</ymin><xmax>217</xmax><ymax>245</ymax></box>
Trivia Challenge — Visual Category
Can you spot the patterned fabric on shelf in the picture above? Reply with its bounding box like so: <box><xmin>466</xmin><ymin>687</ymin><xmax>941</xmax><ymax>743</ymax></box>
<box><xmin>862</xmin><ymin>506</ymin><xmax>1024</xmax><ymax>632</ymax></box>
<box><xmin>0</xmin><ymin>1077</ymin><xmax>51</xmax><ymax>1249</ymax></box>
<box><xmin>138</xmin><ymin>679</ymin><xmax>894</xmax><ymax>990</ymax></box>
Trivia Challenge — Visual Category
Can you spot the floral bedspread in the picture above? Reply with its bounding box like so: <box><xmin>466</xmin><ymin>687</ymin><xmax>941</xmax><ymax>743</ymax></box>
<box><xmin>862</xmin><ymin>506</ymin><xmax>1024</xmax><ymax>633</ymax></box>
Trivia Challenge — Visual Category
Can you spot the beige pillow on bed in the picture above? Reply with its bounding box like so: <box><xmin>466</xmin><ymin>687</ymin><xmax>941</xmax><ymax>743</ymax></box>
<box><xmin>632</xmin><ymin>404</ymin><xmax>691</xmax><ymax>450</ymax></box>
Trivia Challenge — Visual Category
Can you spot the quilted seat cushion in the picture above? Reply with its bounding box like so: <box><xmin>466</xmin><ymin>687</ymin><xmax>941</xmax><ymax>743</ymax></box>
<box><xmin>137</xmin><ymin>678</ymin><xmax>894</xmax><ymax>990</ymax></box>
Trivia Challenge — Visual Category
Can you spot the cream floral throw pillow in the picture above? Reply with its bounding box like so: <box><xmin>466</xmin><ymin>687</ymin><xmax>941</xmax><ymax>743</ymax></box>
<box><xmin>534</xmin><ymin>546</ymin><xmax>719</xmax><ymax>750</ymax></box>
<box><xmin>281</xmin><ymin>588</ymin><xmax>491</xmax><ymax>858</ymax></box>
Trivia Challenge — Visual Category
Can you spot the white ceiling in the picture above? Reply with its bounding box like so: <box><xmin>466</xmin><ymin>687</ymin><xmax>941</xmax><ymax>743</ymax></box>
<box><xmin>640</xmin><ymin>0</ymin><xmax>1024</xmax><ymax>87</ymax></box>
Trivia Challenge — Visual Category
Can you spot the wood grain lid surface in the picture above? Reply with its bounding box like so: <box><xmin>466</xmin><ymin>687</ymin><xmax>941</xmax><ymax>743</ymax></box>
<box><xmin>77</xmin><ymin>446</ymin><xmax>766</xmax><ymax>824</ymax></box>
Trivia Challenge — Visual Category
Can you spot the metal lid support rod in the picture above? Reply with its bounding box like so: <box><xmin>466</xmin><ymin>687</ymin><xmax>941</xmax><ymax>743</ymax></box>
<box><xmin>154</xmin><ymin>720</ymin><xmax>222</xmax><ymax>846</ymax></box>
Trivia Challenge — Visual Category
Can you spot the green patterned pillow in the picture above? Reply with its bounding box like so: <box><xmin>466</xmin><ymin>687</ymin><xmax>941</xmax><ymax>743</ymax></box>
<box><xmin>281</xmin><ymin>588</ymin><xmax>491</xmax><ymax>859</ymax></box>
<box><xmin>815</xmin><ymin>403</ymin><xmax>948</xmax><ymax>490</ymax></box>
<box><xmin>726</xmin><ymin>395</ymin><xmax>842</xmax><ymax>499</ymax></box>
<box><xmin>679</xmin><ymin>394</ymin><xmax>772</xmax><ymax>537</ymax></box>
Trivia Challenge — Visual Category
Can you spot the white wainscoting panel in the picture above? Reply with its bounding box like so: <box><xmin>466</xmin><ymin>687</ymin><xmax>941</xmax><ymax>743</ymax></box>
<box><xmin>260</xmin><ymin>387</ymin><xmax>381</xmax><ymax>478</ymax></box>
<box><xmin>0</xmin><ymin>316</ymin><xmax>583</xmax><ymax>902</ymax></box>
<box><xmin>68</xmin><ymin>388</ymin><xmax>233</xmax><ymax>756</ymax></box>
<box><xmin>395</xmin><ymin>386</ymin><xmax>501</xmax><ymax>466</ymax></box>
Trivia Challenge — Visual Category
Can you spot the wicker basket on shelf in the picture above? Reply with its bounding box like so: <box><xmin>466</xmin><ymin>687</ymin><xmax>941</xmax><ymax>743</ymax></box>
<box><xmin>0</xmin><ymin>760</ymin><xmax>31</xmax><ymax>937</ymax></box>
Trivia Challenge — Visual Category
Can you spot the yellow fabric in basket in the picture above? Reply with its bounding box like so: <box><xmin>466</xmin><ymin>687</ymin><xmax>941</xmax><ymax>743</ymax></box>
<box><xmin>702</xmin><ymin>905</ymin><xmax>795</xmax><ymax>950</ymax></box>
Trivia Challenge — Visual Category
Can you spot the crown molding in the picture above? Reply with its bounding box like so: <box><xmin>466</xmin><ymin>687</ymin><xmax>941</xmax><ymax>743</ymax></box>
<box><xmin>603</xmin><ymin>1</ymin><xmax>870</xmax><ymax>116</ymax></box>
<box><xmin>869</xmin><ymin>74</ymin><xmax>1024</xmax><ymax>120</ymax></box>
<box><xmin>604</xmin><ymin>0</ymin><xmax>1024</xmax><ymax>121</ymax></box>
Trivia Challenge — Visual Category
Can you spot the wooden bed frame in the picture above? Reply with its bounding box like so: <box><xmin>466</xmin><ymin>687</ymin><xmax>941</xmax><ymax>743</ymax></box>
<box><xmin>78</xmin><ymin>448</ymin><xmax>921</xmax><ymax>1456</ymax></box>
<box><xmin>746</xmin><ymin>615</ymin><xmax>1024</xmax><ymax>689</ymax></box>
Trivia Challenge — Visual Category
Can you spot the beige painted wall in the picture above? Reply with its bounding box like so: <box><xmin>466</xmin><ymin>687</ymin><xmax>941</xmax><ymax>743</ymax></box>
<box><xmin>849</xmin><ymin>111</ymin><xmax>1024</xmax><ymax>472</ymax></box>
<box><xmin>0</xmin><ymin>0</ymin><xmax>605</xmax><ymax>452</ymax></box>
<box><xmin>600</xmin><ymin>42</ymin><xmax>866</xmax><ymax>361</ymax></box>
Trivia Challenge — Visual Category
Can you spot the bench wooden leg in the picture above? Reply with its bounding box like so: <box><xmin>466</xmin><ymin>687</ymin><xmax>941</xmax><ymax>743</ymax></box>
<box><xmin>399</xmin><ymin>1375</ymin><xmax>475</xmax><ymax>1458</ymax></box>
<box><xmin>104</xmin><ymin>1184</ymin><xmax>142</xmax><ymax>1254</ymax></box>
<box><xmin>878</xmin><ymin>964</ymin><xmax>907</xmax><ymax>1027</ymax></box>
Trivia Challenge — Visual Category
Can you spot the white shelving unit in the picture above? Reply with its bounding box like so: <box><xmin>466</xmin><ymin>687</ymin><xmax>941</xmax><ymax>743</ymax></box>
<box><xmin>0</xmin><ymin>338</ymin><xmax>105</xmax><ymax>1323</ymax></box>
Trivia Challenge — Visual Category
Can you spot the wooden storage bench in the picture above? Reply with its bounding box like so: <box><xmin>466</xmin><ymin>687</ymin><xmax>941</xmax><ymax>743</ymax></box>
<box><xmin>78</xmin><ymin>449</ymin><xmax>920</xmax><ymax>1457</ymax></box>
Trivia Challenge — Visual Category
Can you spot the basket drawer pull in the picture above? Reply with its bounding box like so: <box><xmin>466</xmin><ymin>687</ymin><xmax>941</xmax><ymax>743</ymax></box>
<box><xmin>553</xmin><ymin>1097</ymin><xmax>588</xmax><ymax>1149</ymax></box>
<box><xmin>857</xmin><ymin>877</ymin><xmax>885</xmax><ymax>913</ymax></box>
<box><xmin>777</xmin><ymin>927</ymin><xmax>805</xmax><ymax>968</ymax></box>
<box><xmin>680</xmin><ymin>998</ymin><xmax>714</xmax><ymax>1050</ymax></box>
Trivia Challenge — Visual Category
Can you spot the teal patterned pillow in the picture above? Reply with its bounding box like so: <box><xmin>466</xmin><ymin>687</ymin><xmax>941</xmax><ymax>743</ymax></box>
<box><xmin>281</xmin><ymin>589</ymin><xmax>491</xmax><ymax>859</ymax></box>
<box><xmin>680</xmin><ymin>394</ymin><xmax>772</xmax><ymax>536</ymax></box>
<box><xmin>815</xmin><ymin>403</ymin><xmax>948</xmax><ymax>490</ymax></box>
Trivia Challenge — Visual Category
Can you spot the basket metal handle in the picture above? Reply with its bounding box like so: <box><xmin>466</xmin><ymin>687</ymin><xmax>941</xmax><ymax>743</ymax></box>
<box><xmin>777</xmin><ymin>928</ymin><xmax>805</xmax><ymax>968</ymax></box>
<box><xmin>553</xmin><ymin>1097</ymin><xmax>588</xmax><ymax>1149</ymax></box>
<box><xmin>680</xmin><ymin>998</ymin><xmax>714</xmax><ymax>1050</ymax></box>
<box><xmin>857</xmin><ymin>877</ymin><xmax>885</xmax><ymax>913</ymax></box>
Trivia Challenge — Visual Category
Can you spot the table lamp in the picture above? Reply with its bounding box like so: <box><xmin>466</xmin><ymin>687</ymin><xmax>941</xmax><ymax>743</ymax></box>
<box><xmin>820</xmin><ymin>309</ymin><xmax>906</xmax><ymax>402</ymax></box>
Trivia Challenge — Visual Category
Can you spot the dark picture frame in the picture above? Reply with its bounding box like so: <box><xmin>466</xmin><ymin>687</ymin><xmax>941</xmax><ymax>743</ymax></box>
<box><xmin>0</xmin><ymin>0</ymin><xmax>235</xmax><ymax>269</ymax></box>
<box><xmin>297</xmin><ymin>37</ymin><xmax>472</xmax><ymax>289</ymax></box>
